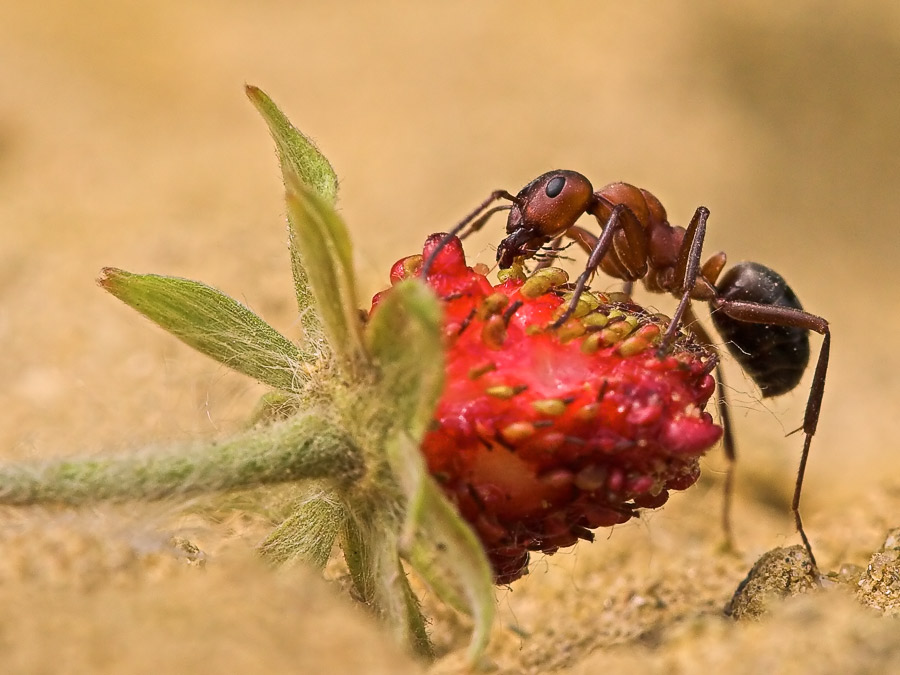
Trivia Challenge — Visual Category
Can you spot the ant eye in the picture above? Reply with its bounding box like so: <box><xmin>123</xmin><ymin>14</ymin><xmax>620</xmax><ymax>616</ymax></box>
<box><xmin>545</xmin><ymin>176</ymin><xmax>566</xmax><ymax>198</ymax></box>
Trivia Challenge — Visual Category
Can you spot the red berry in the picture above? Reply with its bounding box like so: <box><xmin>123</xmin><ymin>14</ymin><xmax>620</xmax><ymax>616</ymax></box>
<box><xmin>372</xmin><ymin>234</ymin><xmax>722</xmax><ymax>584</ymax></box>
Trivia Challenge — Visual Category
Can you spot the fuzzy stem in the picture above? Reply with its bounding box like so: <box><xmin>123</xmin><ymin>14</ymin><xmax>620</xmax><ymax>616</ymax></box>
<box><xmin>0</xmin><ymin>414</ymin><xmax>362</xmax><ymax>505</ymax></box>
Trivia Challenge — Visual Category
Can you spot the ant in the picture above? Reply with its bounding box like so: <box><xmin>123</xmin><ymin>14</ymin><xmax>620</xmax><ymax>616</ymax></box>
<box><xmin>423</xmin><ymin>170</ymin><xmax>830</xmax><ymax>574</ymax></box>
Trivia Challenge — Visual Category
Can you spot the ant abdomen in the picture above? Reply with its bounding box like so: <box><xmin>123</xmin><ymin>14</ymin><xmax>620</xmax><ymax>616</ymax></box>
<box><xmin>711</xmin><ymin>262</ymin><xmax>811</xmax><ymax>398</ymax></box>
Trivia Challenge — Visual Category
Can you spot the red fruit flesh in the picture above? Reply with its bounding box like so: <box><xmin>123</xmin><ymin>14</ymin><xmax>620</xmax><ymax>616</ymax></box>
<box><xmin>372</xmin><ymin>234</ymin><xmax>722</xmax><ymax>584</ymax></box>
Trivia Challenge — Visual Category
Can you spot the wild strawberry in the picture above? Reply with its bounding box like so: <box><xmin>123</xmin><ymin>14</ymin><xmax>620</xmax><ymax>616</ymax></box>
<box><xmin>372</xmin><ymin>234</ymin><xmax>723</xmax><ymax>583</ymax></box>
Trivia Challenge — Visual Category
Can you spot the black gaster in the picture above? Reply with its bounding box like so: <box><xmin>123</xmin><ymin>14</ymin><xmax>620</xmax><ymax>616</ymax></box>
<box><xmin>711</xmin><ymin>262</ymin><xmax>810</xmax><ymax>397</ymax></box>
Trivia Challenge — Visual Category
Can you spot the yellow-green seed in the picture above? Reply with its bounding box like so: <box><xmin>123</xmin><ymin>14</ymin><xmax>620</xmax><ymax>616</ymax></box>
<box><xmin>500</xmin><ymin>421</ymin><xmax>536</xmax><ymax>443</ymax></box>
<box><xmin>478</xmin><ymin>292</ymin><xmax>510</xmax><ymax>319</ymax></box>
<box><xmin>600</xmin><ymin>321</ymin><xmax>635</xmax><ymax>344</ymax></box>
<box><xmin>525</xmin><ymin>324</ymin><xmax>544</xmax><ymax>336</ymax></box>
<box><xmin>634</xmin><ymin>324</ymin><xmax>662</xmax><ymax>343</ymax></box>
<box><xmin>581</xmin><ymin>332</ymin><xmax>603</xmax><ymax>354</ymax></box>
<box><xmin>530</xmin><ymin>266</ymin><xmax>569</xmax><ymax>286</ymax></box>
<box><xmin>557</xmin><ymin>319</ymin><xmax>586</xmax><ymax>343</ymax></box>
<box><xmin>399</xmin><ymin>255</ymin><xmax>423</xmax><ymax>281</ymax></box>
<box><xmin>481</xmin><ymin>315</ymin><xmax>507</xmax><ymax>349</ymax></box>
<box><xmin>617</xmin><ymin>336</ymin><xmax>650</xmax><ymax>356</ymax></box>
<box><xmin>575</xmin><ymin>402</ymin><xmax>600</xmax><ymax>421</ymax></box>
<box><xmin>486</xmin><ymin>384</ymin><xmax>527</xmax><ymax>399</ymax></box>
<box><xmin>560</xmin><ymin>290</ymin><xmax>601</xmax><ymax>318</ymax></box>
<box><xmin>467</xmin><ymin>361</ymin><xmax>497</xmax><ymax>380</ymax></box>
<box><xmin>606</xmin><ymin>310</ymin><xmax>638</xmax><ymax>329</ymax></box>
<box><xmin>531</xmin><ymin>399</ymin><xmax>567</xmax><ymax>416</ymax></box>
<box><xmin>583</xmin><ymin>312</ymin><xmax>610</xmax><ymax>329</ymax></box>
<box><xmin>625</xmin><ymin>315</ymin><xmax>639</xmax><ymax>329</ymax></box>
<box><xmin>498</xmin><ymin>261</ymin><xmax>527</xmax><ymax>283</ymax></box>
<box><xmin>572</xmin><ymin>299</ymin><xmax>593</xmax><ymax>319</ymax></box>
<box><xmin>521</xmin><ymin>267</ymin><xmax>569</xmax><ymax>299</ymax></box>
<box><xmin>521</xmin><ymin>276</ymin><xmax>553</xmax><ymax>298</ymax></box>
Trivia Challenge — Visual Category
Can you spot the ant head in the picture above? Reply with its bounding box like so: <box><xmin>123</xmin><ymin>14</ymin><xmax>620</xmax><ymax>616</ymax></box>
<box><xmin>497</xmin><ymin>171</ymin><xmax>594</xmax><ymax>267</ymax></box>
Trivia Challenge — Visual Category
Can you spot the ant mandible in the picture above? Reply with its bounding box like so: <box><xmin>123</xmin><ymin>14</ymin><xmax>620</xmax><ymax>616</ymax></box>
<box><xmin>422</xmin><ymin>170</ymin><xmax>830</xmax><ymax>574</ymax></box>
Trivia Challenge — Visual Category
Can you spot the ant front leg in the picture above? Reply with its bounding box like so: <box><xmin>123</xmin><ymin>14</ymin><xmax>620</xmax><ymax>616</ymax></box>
<box><xmin>534</xmin><ymin>225</ymin><xmax>600</xmax><ymax>272</ymax></box>
<box><xmin>533</xmin><ymin>236</ymin><xmax>565</xmax><ymax>272</ymax></box>
<box><xmin>422</xmin><ymin>189</ymin><xmax>517</xmax><ymax>277</ymax></box>
<box><xmin>551</xmin><ymin>205</ymin><xmax>647</xmax><ymax>328</ymax></box>
<box><xmin>711</xmin><ymin>298</ymin><xmax>830</xmax><ymax>575</ymax></box>
<box><xmin>561</xmin><ymin>225</ymin><xmax>635</xmax><ymax>297</ymax></box>
<box><xmin>461</xmin><ymin>204</ymin><xmax>514</xmax><ymax>240</ymax></box>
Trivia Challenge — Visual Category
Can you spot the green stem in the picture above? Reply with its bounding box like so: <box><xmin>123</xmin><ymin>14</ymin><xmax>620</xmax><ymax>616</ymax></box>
<box><xmin>0</xmin><ymin>414</ymin><xmax>362</xmax><ymax>505</ymax></box>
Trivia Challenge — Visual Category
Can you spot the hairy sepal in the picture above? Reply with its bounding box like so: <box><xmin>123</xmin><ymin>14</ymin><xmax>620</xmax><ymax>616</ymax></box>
<box><xmin>246</xmin><ymin>85</ymin><xmax>336</xmax><ymax>353</ymax></box>
<box><xmin>339</xmin><ymin>511</ymin><xmax>433</xmax><ymax>660</ymax></box>
<box><xmin>245</xmin><ymin>85</ymin><xmax>339</xmax><ymax>204</ymax></box>
<box><xmin>258</xmin><ymin>492</ymin><xmax>346</xmax><ymax>568</ymax></box>
<box><xmin>390</xmin><ymin>434</ymin><xmax>495</xmax><ymax>666</ymax></box>
<box><xmin>284</xmin><ymin>176</ymin><xmax>369</xmax><ymax>374</ymax></box>
<box><xmin>365</xmin><ymin>279</ymin><xmax>445</xmax><ymax>440</ymax></box>
<box><xmin>98</xmin><ymin>268</ymin><xmax>304</xmax><ymax>391</ymax></box>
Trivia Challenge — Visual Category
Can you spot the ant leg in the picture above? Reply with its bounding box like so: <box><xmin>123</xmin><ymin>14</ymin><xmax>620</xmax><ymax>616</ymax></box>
<box><xmin>461</xmin><ymin>204</ymin><xmax>513</xmax><ymax>240</ymax></box>
<box><xmin>564</xmin><ymin>225</ymin><xmax>633</xmax><ymax>296</ymax></box>
<box><xmin>551</xmin><ymin>206</ymin><xmax>647</xmax><ymax>328</ymax></box>
<box><xmin>533</xmin><ymin>236</ymin><xmax>564</xmax><ymax>271</ymax></box>
<box><xmin>564</xmin><ymin>224</ymin><xmax>598</xmax><ymax>255</ymax></box>
<box><xmin>711</xmin><ymin>299</ymin><xmax>830</xmax><ymax>575</ymax></box>
<box><xmin>683</xmin><ymin>305</ymin><xmax>738</xmax><ymax>551</ymax></box>
<box><xmin>715</xmin><ymin>363</ymin><xmax>738</xmax><ymax>551</ymax></box>
<box><xmin>422</xmin><ymin>190</ymin><xmax>516</xmax><ymax>277</ymax></box>
<box><xmin>534</xmin><ymin>225</ymin><xmax>599</xmax><ymax>271</ymax></box>
<box><xmin>551</xmin><ymin>205</ymin><xmax>628</xmax><ymax>328</ymax></box>
<box><xmin>658</xmin><ymin>207</ymin><xmax>711</xmax><ymax>354</ymax></box>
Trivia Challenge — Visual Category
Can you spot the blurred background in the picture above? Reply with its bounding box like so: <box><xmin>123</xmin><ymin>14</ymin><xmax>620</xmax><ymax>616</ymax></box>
<box><xmin>1</xmin><ymin>0</ymin><xmax>899</xmax><ymax>670</ymax></box>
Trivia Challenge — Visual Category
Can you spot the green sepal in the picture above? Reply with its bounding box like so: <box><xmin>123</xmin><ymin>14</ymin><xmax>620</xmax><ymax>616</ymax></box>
<box><xmin>365</xmin><ymin>280</ymin><xmax>445</xmax><ymax>440</ymax></box>
<box><xmin>98</xmin><ymin>268</ymin><xmax>304</xmax><ymax>391</ymax></box>
<box><xmin>245</xmin><ymin>85</ymin><xmax>339</xmax><ymax>204</ymax></box>
<box><xmin>258</xmin><ymin>493</ymin><xmax>346</xmax><ymax>568</ymax></box>
<box><xmin>389</xmin><ymin>434</ymin><xmax>495</xmax><ymax>666</ymax></box>
<box><xmin>246</xmin><ymin>85</ymin><xmax>336</xmax><ymax>352</ymax></box>
<box><xmin>284</xmin><ymin>176</ymin><xmax>369</xmax><ymax>373</ymax></box>
<box><xmin>396</xmin><ymin>557</ymin><xmax>435</xmax><ymax>661</ymax></box>
<box><xmin>246</xmin><ymin>391</ymin><xmax>302</xmax><ymax>428</ymax></box>
<box><xmin>369</xmin><ymin>522</ymin><xmax>434</xmax><ymax>661</ymax></box>
<box><xmin>341</xmin><ymin>515</ymin><xmax>376</xmax><ymax>605</ymax></box>
<box><xmin>341</xmin><ymin>510</ymin><xmax>433</xmax><ymax>659</ymax></box>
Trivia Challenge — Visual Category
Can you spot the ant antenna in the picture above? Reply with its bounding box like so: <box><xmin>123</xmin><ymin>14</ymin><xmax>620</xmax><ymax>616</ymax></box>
<box><xmin>421</xmin><ymin>190</ymin><xmax>516</xmax><ymax>278</ymax></box>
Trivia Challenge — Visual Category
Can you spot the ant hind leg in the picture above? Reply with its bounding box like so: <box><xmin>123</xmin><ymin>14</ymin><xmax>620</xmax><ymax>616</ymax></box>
<box><xmin>711</xmin><ymin>297</ymin><xmax>830</xmax><ymax>576</ymax></box>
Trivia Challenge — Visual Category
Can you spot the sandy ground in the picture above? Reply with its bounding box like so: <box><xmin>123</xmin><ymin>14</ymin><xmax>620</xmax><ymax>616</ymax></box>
<box><xmin>2</xmin><ymin>1</ymin><xmax>900</xmax><ymax>672</ymax></box>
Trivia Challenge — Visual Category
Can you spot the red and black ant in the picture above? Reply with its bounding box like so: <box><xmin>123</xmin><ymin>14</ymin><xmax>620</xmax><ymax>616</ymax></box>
<box><xmin>423</xmin><ymin>170</ymin><xmax>830</xmax><ymax>573</ymax></box>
